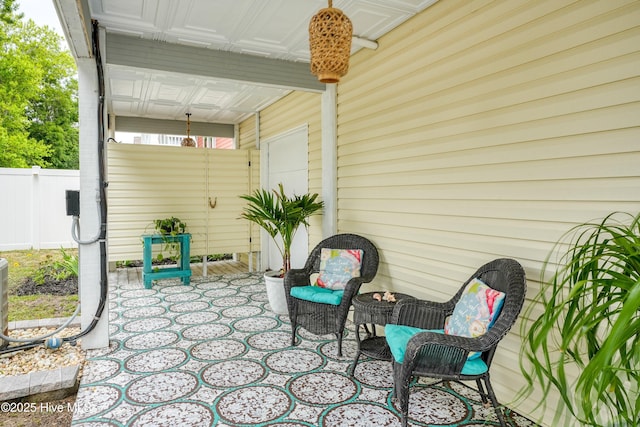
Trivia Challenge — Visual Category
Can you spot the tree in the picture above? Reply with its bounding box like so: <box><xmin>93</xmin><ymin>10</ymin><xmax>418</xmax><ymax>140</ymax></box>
<box><xmin>0</xmin><ymin>0</ymin><xmax>78</xmax><ymax>169</ymax></box>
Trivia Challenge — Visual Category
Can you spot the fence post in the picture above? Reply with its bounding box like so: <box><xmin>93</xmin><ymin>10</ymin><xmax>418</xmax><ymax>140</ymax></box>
<box><xmin>31</xmin><ymin>166</ymin><xmax>41</xmax><ymax>250</ymax></box>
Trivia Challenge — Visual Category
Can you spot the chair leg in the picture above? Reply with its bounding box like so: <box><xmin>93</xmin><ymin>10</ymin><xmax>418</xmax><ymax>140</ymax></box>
<box><xmin>335</xmin><ymin>332</ymin><xmax>343</xmax><ymax>357</ymax></box>
<box><xmin>393</xmin><ymin>362</ymin><xmax>410</xmax><ymax>427</ymax></box>
<box><xmin>290</xmin><ymin>313</ymin><xmax>298</xmax><ymax>347</ymax></box>
<box><xmin>476</xmin><ymin>378</ymin><xmax>488</xmax><ymax>404</ymax></box>
<box><xmin>482</xmin><ymin>375</ymin><xmax>507</xmax><ymax>427</ymax></box>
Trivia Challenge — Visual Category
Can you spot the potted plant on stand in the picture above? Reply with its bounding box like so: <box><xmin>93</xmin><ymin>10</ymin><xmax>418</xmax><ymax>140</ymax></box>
<box><xmin>240</xmin><ymin>183</ymin><xmax>324</xmax><ymax>314</ymax></box>
<box><xmin>519</xmin><ymin>211</ymin><xmax>639</xmax><ymax>426</ymax></box>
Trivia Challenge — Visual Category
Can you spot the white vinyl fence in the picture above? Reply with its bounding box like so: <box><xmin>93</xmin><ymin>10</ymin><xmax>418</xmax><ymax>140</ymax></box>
<box><xmin>0</xmin><ymin>167</ymin><xmax>79</xmax><ymax>251</ymax></box>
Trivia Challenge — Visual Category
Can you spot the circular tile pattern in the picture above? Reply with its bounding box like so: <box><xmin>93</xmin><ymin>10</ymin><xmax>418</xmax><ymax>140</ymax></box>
<box><xmin>123</xmin><ymin>331</ymin><xmax>179</xmax><ymax>350</ymax></box>
<box><xmin>190</xmin><ymin>339</ymin><xmax>247</xmax><ymax>361</ymax></box>
<box><xmin>77</xmin><ymin>272</ymin><xmax>530</xmax><ymax>427</ymax></box>
<box><xmin>355</xmin><ymin>360</ymin><xmax>394</xmax><ymax>388</ymax></box>
<box><xmin>265</xmin><ymin>349</ymin><xmax>324</xmax><ymax>374</ymax></box>
<box><xmin>221</xmin><ymin>305</ymin><xmax>263</xmax><ymax>318</ymax></box>
<box><xmin>74</xmin><ymin>385</ymin><xmax>121</xmax><ymax>419</ymax></box>
<box><xmin>202</xmin><ymin>288</ymin><xmax>238</xmax><ymax>298</ymax></box>
<box><xmin>232</xmin><ymin>316</ymin><xmax>279</xmax><ymax>332</ymax></box>
<box><xmin>182</xmin><ymin>323</ymin><xmax>232</xmax><ymax>340</ymax></box>
<box><xmin>164</xmin><ymin>292</ymin><xmax>201</xmax><ymax>302</ymax></box>
<box><xmin>160</xmin><ymin>285</ymin><xmax>195</xmax><ymax>294</ymax></box>
<box><xmin>82</xmin><ymin>359</ymin><xmax>120</xmax><ymax>383</ymax></box>
<box><xmin>196</xmin><ymin>281</ymin><xmax>228</xmax><ymax>290</ymax></box>
<box><xmin>229</xmin><ymin>277</ymin><xmax>259</xmax><ymax>286</ymax></box>
<box><xmin>121</xmin><ymin>296</ymin><xmax>162</xmax><ymax>307</ymax></box>
<box><xmin>239</xmin><ymin>284</ymin><xmax>265</xmax><ymax>294</ymax></box>
<box><xmin>217</xmin><ymin>386</ymin><xmax>291</xmax><ymax>424</ymax></box>
<box><xmin>125</xmin><ymin>349</ymin><xmax>188</xmax><ymax>373</ymax></box>
<box><xmin>120</xmin><ymin>289</ymin><xmax>157</xmax><ymax>298</ymax></box>
<box><xmin>129</xmin><ymin>402</ymin><xmax>213</xmax><ymax>427</ymax></box>
<box><xmin>168</xmin><ymin>301</ymin><xmax>210</xmax><ymax>312</ymax></box>
<box><xmin>123</xmin><ymin>317</ymin><xmax>171</xmax><ymax>332</ymax></box>
<box><xmin>289</xmin><ymin>372</ymin><xmax>358</xmax><ymax>405</ymax></box>
<box><xmin>322</xmin><ymin>402</ymin><xmax>399</xmax><ymax>426</ymax></box>
<box><xmin>122</xmin><ymin>306</ymin><xmax>166</xmax><ymax>319</ymax></box>
<box><xmin>202</xmin><ymin>360</ymin><xmax>265</xmax><ymax>388</ymax></box>
<box><xmin>247</xmin><ymin>331</ymin><xmax>291</xmax><ymax>351</ymax></box>
<box><xmin>210</xmin><ymin>295</ymin><xmax>250</xmax><ymax>307</ymax></box>
<box><xmin>126</xmin><ymin>371</ymin><xmax>198</xmax><ymax>404</ymax></box>
<box><xmin>174</xmin><ymin>311</ymin><xmax>220</xmax><ymax>325</ymax></box>
<box><xmin>404</xmin><ymin>387</ymin><xmax>469</xmax><ymax>424</ymax></box>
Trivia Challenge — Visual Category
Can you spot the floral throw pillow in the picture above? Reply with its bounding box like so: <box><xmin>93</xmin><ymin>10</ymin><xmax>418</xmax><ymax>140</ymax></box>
<box><xmin>444</xmin><ymin>278</ymin><xmax>505</xmax><ymax>338</ymax></box>
<box><xmin>315</xmin><ymin>248</ymin><xmax>363</xmax><ymax>291</ymax></box>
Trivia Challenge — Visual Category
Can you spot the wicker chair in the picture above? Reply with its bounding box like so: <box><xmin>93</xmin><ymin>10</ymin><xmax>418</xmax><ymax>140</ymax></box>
<box><xmin>386</xmin><ymin>258</ymin><xmax>526</xmax><ymax>427</ymax></box>
<box><xmin>284</xmin><ymin>233</ymin><xmax>379</xmax><ymax>356</ymax></box>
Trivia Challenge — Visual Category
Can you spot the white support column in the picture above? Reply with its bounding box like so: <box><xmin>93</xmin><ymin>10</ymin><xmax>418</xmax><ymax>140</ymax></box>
<box><xmin>321</xmin><ymin>84</ymin><xmax>338</xmax><ymax>237</ymax></box>
<box><xmin>77</xmin><ymin>54</ymin><xmax>109</xmax><ymax>349</ymax></box>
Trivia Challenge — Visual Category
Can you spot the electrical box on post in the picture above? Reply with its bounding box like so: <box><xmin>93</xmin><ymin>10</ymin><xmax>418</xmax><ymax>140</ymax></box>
<box><xmin>66</xmin><ymin>190</ymin><xmax>80</xmax><ymax>216</ymax></box>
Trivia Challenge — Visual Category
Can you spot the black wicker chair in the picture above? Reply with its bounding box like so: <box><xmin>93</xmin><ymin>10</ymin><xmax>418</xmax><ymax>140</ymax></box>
<box><xmin>284</xmin><ymin>233</ymin><xmax>379</xmax><ymax>356</ymax></box>
<box><xmin>386</xmin><ymin>258</ymin><xmax>526</xmax><ymax>427</ymax></box>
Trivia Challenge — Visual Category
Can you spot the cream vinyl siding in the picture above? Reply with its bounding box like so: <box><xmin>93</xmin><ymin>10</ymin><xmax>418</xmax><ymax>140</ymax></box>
<box><xmin>238</xmin><ymin>117</ymin><xmax>256</xmax><ymax>150</ymax></box>
<box><xmin>334</xmin><ymin>0</ymin><xmax>640</xmax><ymax>424</ymax></box>
<box><xmin>257</xmin><ymin>91</ymin><xmax>324</xmax><ymax>248</ymax></box>
<box><xmin>107</xmin><ymin>143</ymin><xmax>258</xmax><ymax>262</ymax></box>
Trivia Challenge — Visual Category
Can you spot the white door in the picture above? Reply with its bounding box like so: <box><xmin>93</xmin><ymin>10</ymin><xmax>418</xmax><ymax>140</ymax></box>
<box><xmin>263</xmin><ymin>125</ymin><xmax>309</xmax><ymax>271</ymax></box>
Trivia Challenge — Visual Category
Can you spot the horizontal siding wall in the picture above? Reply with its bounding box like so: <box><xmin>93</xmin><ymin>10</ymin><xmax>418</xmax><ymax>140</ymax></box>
<box><xmin>337</xmin><ymin>0</ymin><xmax>640</xmax><ymax>424</ymax></box>
<box><xmin>258</xmin><ymin>91</ymin><xmax>324</xmax><ymax>248</ymax></box>
<box><xmin>107</xmin><ymin>143</ymin><xmax>255</xmax><ymax>262</ymax></box>
<box><xmin>238</xmin><ymin>116</ymin><xmax>256</xmax><ymax>150</ymax></box>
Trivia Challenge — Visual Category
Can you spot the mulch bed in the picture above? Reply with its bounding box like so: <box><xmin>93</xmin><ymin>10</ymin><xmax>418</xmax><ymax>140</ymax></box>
<box><xmin>15</xmin><ymin>277</ymin><xmax>78</xmax><ymax>296</ymax></box>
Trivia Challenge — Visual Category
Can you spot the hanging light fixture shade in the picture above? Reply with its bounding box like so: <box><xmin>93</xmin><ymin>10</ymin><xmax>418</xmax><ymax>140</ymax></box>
<box><xmin>309</xmin><ymin>0</ymin><xmax>353</xmax><ymax>83</ymax></box>
<box><xmin>181</xmin><ymin>113</ymin><xmax>196</xmax><ymax>147</ymax></box>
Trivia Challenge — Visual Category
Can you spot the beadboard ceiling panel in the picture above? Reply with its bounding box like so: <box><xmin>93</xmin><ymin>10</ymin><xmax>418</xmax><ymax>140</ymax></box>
<box><xmin>65</xmin><ymin>0</ymin><xmax>439</xmax><ymax>127</ymax></box>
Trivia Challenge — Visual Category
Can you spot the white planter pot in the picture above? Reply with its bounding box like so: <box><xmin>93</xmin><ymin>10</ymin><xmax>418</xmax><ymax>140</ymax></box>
<box><xmin>264</xmin><ymin>271</ymin><xmax>288</xmax><ymax>315</ymax></box>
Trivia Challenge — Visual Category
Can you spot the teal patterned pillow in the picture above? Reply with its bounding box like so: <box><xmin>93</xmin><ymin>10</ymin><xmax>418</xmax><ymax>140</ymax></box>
<box><xmin>315</xmin><ymin>248</ymin><xmax>363</xmax><ymax>290</ymax></box>
<box><xmin>445</xmin><ymin>278</ymin><xmax>505</xmax><ymax>338</ymax></box>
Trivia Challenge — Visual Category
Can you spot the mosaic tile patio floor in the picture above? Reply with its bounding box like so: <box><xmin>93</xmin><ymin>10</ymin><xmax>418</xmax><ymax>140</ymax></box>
<box><xmin>71</xmin><ymin>270</ymin><xmax>538</xmax><ymax>427</ymax></box>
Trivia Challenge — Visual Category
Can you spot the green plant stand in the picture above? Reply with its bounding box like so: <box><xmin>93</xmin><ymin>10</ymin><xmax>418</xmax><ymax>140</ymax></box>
<box><xmin>142</xmin><ymin>233</ymin><xmax>191</xmax><ymax>289</ymax></box>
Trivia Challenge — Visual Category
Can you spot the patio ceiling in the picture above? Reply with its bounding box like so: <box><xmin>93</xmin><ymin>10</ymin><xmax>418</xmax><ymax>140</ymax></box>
<box><xmin>56</xmin><ymin>0</ymin><xmax>438</xmax><ymax>128</ymax></box>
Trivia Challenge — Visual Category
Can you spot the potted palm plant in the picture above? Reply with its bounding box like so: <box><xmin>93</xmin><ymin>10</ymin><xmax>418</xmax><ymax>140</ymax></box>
<box><xmin>519</xmin><ymin>212</ymin><xmax>639</xmax><ymax>426</ymax></box>
<box><xmin>240</xmin><ymin>183</ymin><xmax>324</xmax><ymax>314</ymax></box>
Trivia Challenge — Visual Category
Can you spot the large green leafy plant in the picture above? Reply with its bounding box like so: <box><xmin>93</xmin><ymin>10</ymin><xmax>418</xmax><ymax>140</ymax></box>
<box><xmin>240</xmin><ymin>183</ymin><xmax>324</xmax><ymax>274</ymax></box>
<box><xmin>520</xmin><ymin>212</ymin><xmax>639</xmax><ymax>426</ymax></box>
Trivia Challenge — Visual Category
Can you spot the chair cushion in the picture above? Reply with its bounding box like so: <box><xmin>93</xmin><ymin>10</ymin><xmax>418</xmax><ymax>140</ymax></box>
<box><xmin>315</xmin><ymin>248</ymin><xmax>363</xmax><ymax>290</ymax></box>
<box><xmin>384</xmin><ymin>324</ymin><xmax>488</xmax><ymax>375</ymax></box>
<box><xmin>290</xmin><ymin>285</ymin><xmax>344</xmax><ymax>305</ymax></box>
<box><xmin>444</xmin><ymin>278</ymin><xmax>505</xmax><ymax>338</ymax></box>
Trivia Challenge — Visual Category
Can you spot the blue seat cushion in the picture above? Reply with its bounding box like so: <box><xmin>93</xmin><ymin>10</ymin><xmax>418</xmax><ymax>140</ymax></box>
<box><xmin>384</xmin><ymin>324</ymin><xmax>488</xmax><ymax>376</ymax></box>
<box><xmin>290</xmin><ymin>285</ymin><xmax>344</xmax><ymax>306</ymax></box>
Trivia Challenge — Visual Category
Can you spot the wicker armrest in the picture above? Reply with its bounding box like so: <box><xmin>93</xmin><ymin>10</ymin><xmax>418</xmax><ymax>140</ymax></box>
<box><xmin>391</xmin><ymin>298</ymin><xmax>454</xmax><ymax>329</ymax></box>
<box><xmin>340</xmin><ymin>276</ymin><xmax>368</xmax><ymax>303</ymax></box>
<box><xmin>404</xmin><ymin>331</ymin><xmax>493</xmax><ymax>375</ymax></box>
<box><xmin>284</xmin><ymin>268</ymin><xmax>312</xmax><ymax>293</ymax></box>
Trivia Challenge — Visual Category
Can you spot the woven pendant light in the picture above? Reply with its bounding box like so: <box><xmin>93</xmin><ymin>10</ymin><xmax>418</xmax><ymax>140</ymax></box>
<box><xmin>181</xmin><ymin>113</ymin><xmax>196</xmax><ymax>147</ymax></box>
<box><xmin>309</xmin><ymin>0</ymin><xmax>353</xmax><ymax>83</ymax></box>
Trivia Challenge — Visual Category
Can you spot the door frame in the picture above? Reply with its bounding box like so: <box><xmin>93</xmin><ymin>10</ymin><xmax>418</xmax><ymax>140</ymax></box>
<box><xmin>259</xmin><ymin>124</ymin><xmax>309</xmax><ymax>271</ymax></box>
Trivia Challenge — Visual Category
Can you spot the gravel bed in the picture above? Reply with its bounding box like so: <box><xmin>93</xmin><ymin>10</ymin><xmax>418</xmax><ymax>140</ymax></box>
<box><xmin>0</xmin><ymin>326</ymin><xmax>86</xmax><ymax>377</ymax></box>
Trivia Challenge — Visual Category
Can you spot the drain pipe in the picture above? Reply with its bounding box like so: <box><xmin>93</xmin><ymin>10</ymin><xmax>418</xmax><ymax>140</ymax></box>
<box><xmin>0</xmin><ymin>20</ymin><xmax>108</xmax><ymax>355</ymax></box>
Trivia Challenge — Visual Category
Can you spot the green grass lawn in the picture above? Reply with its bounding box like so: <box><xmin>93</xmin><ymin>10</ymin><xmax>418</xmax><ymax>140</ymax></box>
<box><xmin>0</xmin><ymin>249</ymin><xmax>79</xmax><ymax>321</ymax></box>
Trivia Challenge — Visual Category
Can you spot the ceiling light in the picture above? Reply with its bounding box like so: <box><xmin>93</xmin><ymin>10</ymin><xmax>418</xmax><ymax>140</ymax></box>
<box><xmin>309</xmin><ymin>0</ymin><xmax>353</xmax><ymax>83</ymax></box>
<box><xmin>181</xmin><ymin>113</ymin><xmax>196</xmax><ymax>147</ymax></box>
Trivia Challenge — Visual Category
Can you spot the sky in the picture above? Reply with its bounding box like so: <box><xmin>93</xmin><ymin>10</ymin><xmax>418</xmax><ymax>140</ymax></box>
<box><xmin>18</xmin><ymin>0</ymin><xmax>65</xmax><ymax>37</ymax></box>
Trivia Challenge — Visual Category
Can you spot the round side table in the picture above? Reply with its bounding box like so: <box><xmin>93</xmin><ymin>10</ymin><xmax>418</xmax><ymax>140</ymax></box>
<box><xmin>349</xmin><ymin>292</ymin><xmax>415</xmax><ymax>376</ymax></box>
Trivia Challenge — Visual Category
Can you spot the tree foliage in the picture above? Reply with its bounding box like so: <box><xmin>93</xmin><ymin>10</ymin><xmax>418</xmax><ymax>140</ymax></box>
<box><xmin>0</xmin><ymin>0</ymin><xmax>78</xmax><ymax>169</ymax></box>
